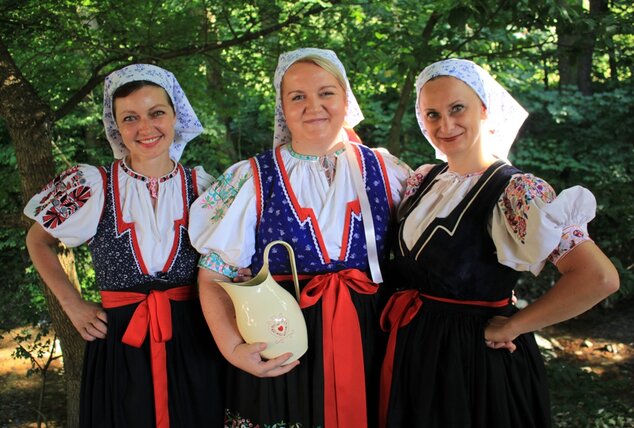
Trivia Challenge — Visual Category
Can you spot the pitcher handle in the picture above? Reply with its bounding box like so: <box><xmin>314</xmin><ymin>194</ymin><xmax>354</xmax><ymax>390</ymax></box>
<box><xmin>262</xmin><ymin>240</ymin><xmax>301</xmax><ymax>302</ymax></box>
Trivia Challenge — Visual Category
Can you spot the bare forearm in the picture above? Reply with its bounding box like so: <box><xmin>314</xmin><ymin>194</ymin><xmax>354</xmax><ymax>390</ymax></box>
<box><xmin>485</xmin><ymin>241</ymin><xmax>619</xmax><ymax>345</ymax></box>
<box><xmin>509</xmin><ymin>271</ymin><xmax>613</xmax><ymax>335</ymax></box>
<box><xmin>197</xmin><ymin>268</ymin><xmax>300</xmax><ymax>376</ymax></box>
<box><xmin>506</xmin><ymin>241</ymin><xmax>619</xmax><ymax>337</ymax></box>
<box><xmin>198</xmin><ymin>269</ymin><xmax>244</xmax><ymax>359</ymax></box>
<box><xmin>26</xmin><ymin>223</ymin><xmax>108</xmax><ymax>340</ymax></box>
<box><xmin>26</xmin><ymin>224</ymin><xmax>82</xmax><ymax>309</ymax></box>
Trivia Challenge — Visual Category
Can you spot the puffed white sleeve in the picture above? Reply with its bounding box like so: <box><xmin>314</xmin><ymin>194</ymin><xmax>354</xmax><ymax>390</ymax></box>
<box><xmin>191</xmin><ymin>165</ymin><xmax>214</xmax><ymax>195</ymax></box>
<box><xmin>188</xmin><ymin>160</ymin><xmax>257</xmax><ymax>279</ymax></box>
<box><xmin>23</xmin><ymin>164</ymin><xmax>105</xmax><ymax>247</ymax></box>
<box><xmin>373</xmin><ymin>148</ymin><xmax>412</xmax><ymax>210</ymax></box>
<box><xmin>491</xmin><ymin>173</ymin><xmax>595</xmax><ymax>276</ymax></box>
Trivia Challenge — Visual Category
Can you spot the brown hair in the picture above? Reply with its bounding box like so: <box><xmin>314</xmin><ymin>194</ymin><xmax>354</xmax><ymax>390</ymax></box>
<box><xmin>112</xmin><ymin>80</ymin><xmax>174</xmax><ymax>118</ymax></box>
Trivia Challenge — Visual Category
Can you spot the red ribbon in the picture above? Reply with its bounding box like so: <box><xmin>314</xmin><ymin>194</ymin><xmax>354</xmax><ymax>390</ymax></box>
<box><xmin>299</xmin><ymin>269</ymin><xmax>378</xmax><ymax>428</ymax></box>
<box><xmin>378</xmin><ymin>291</ymin><xmax>512</xmax><ymax>428</ymax></box>
<box><xmin>100</xmin><ymin>285</ymin><xmax>196</xmax><ymax>428</ymax></box>
<box><xmin>378</xmin><ymin>290</ymin><xmax>423</xmax><ymax>428</ymax></box>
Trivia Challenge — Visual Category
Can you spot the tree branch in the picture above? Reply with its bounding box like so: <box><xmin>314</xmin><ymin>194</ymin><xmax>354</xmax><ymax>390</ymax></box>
<box><xmin>53</xmin><ymin>1</ymin><xmax>338</xmax><ymax>121</ymax></box>
<box><xmin>386</xmin><ymin>11</ymin><xmax>441</xmax><ymax>155</ymax></box>
<box><xmin>447</xmin><ymin>0</ymin><xmax>512</xmax><ymax>57</ymax></box>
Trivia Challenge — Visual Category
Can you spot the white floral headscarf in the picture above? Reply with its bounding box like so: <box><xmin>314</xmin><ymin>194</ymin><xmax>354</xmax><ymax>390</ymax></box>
<box><xmin>102</xmin><ymin>63</ymin><xmax>203</xmax><ymax>161</ymax></box>
<box><xmin>273</xmin><ymin>48</ymin><xmax>364</xmax><ymax>148</ymax></box>
<box><xmin>415</xmin><ymin>59</ymin><xmax>528</xmax><ymax>162</ymax></box>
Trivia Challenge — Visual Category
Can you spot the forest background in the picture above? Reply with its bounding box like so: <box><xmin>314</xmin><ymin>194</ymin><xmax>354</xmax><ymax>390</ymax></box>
<box><xmin>0</xmin><ymin>0</ymin><xmax>632</xmax><ymax>427</ymax></box>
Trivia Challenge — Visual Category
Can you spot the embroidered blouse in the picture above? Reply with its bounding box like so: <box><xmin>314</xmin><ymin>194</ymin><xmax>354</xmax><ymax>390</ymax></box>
<box><xmin>23</xmin><ymin>160</ymin><xmax>213</xmax><ymax>275</ymax></box>
<box><xmin>189</xmin><ymin>144</ymin><xmax>411</xmax><ymax>277</ymax></box>
<box><xmin>401</xmin><ymin>164</ymin><xmax>595</xmax><ymax>275</ymax></box>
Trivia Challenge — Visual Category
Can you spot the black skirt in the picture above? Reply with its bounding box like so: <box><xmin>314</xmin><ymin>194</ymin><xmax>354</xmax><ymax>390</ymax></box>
<box><xmin>79</xmin><ymin>289</ymin><xmax>226</xmax><ymax>428</ymax></box>
<box><xmin>224</xmin><ymin>279</ymin><xmax>386</xmax><ymax>428</ymax></box>
<box><xmin>386</xmin><ymin>298</ymin><xmax>551</xmax><ymax>428</ymax></box>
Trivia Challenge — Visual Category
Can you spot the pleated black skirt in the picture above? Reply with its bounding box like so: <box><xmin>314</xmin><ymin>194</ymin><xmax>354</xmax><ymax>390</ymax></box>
<box><xmin>386</xmin><ymin>299</ymin><xmax>551</xmax><ymax>428</ymax></box>
<box><xmin>79</xmin><ymin>293</ymin><xmax>226</xmax><ymax>428</ymax></box>
<box><xmin>224</xmin><ymin>279</ymin><xmax>385</xmax><ymax>428</ymax></box>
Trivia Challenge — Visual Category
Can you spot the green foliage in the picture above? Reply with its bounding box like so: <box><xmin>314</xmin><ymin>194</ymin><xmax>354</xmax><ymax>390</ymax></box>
<box><xmin>1</xmin><ymin>0</ymin><xmax>633</xmax><ymax>371</ymax></box>
<box><xmin>0</xmin><ymin>228</ymin><xmax>49</xmax><ymax>329</ymax></box>
<box><xmin>10</xmin><ymin>326</ymin><xmax>61</xmax><ymax>377</ymax></box>
<box><xmin>72</xmin><ymin>245</ymin><xmax>100</xmax><ymax>303</ymax></box>
<box><xmin>2</xmin><ymin>0</ymin><xmax>632</xmax><ymax>297</ymax></box>
<box><xmin>547</xmin><ymin>359</ymin><xmax>634</xmax><ymax>427</ymax></box>
<box><xmin>53</xmin><ymin>99</ymin><xmax>111</xmax><ymax>167</ymax></box>
<box><xmin>1</xmin><ymin>3</ymin><xmax>633</xmax><ymax>426</ymax></box>
<box><xmin>510</xmin><ymin>87</ymin><xmax>634</xmax><ymax>301</ymax></box>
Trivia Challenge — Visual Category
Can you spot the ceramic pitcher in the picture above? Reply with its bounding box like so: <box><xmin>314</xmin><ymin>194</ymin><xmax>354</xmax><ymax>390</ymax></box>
<box><xmin>217</xmin><ymin>240</ymin><xmax>308</xmax><ymax>364</ymax></box>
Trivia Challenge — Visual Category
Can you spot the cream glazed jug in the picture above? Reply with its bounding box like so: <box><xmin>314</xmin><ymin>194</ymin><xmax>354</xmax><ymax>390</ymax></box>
<box><xmin>217</xmin><ymin>240</ymin><xmax>308</xmax><ymax>364</ymax></box>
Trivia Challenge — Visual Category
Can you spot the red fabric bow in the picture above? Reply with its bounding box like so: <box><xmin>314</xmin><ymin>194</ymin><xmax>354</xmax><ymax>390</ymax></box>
<box><xmin>300</xmin><ymin>269</ymin><xmax>378</xmax><ymax>428</ymax></box>
<box><xmin>101</xmin><ymin>285</ymin><xmax>196</xmax><ymax>428</ymax></box>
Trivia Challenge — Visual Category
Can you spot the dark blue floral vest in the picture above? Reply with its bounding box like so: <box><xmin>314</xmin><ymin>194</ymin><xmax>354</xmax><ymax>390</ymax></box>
<box><xmin>249</xmin><ymin>144</ymin><xmax>392</xmax><ymax>276</ymax></box>
<box><xmin>88</xmin><ymin>161</ymin><xmax>199</xmax><ymax>290</ymax></box>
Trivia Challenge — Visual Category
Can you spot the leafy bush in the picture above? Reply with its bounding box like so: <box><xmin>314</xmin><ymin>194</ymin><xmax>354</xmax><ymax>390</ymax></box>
<box><xmin>511</xmin><ymin>87</ymin><xmax>634</xmax><ymax>302</ymax></box>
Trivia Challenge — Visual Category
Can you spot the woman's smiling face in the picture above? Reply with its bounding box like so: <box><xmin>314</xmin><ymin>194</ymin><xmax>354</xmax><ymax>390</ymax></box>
<box><xmin>114</xmin><ymin>85</ymin><xmax>176</xmax><ymax>163</ymax></box>
<box><xmin>419</xmin><ymin>76</ymin><xmax>488</xmax><ymax>162</ymax></box>
<box><xmin>281</xmin><ymin>61</ymin><xmax>347</xmax><ymax>155</ymax></box>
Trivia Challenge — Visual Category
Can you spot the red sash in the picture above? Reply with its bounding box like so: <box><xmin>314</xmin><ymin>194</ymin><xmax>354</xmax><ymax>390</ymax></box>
<box><xmin>378</xmin><ymin>291</ymin><xmax>511</xmax><ymax>428</ymax></box>
<box><xmin>297</xmin><ymin>269</ymin><xmax>378</xmax><ymax>428</ymax></box>
<box><xmin>100</xmin><ymin>285</ymin><xmax>197</xmax><ymax>428</ymax></box>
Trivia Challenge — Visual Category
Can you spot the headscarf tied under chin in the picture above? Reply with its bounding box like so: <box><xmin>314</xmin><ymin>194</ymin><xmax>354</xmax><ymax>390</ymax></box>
<box><xmin>415</xmin><ymin>58</ymin><xmax>528</xmax><ymax>162</ymax></box>
<box><xmin>273</xmin><ymin>48</ymin><xmax>364</xmax><ymax>148</ymax></box>
<box><xmin>103</xmin><ymin>63</ymin><xmax>203</xmax><ymax>161</ymax></box>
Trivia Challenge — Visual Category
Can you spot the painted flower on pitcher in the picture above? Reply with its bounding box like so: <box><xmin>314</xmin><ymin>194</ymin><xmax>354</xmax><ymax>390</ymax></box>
<box><xmin>268</xmin><ymin>314</ymin><xmax>294</xmax><ymax>342</ymax></box>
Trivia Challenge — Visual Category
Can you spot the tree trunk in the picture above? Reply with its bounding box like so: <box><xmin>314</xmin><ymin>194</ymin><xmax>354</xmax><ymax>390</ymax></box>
<box><xmin>386</xmin><ymin>67</ymin><xmax>417</xmax><ymax>156</ymax></box>
<box><xmin>51</xmin><ymin>249</ymin><xmax>84</xmax><ymax>428</ymax></box>
<box><xmin>386</xmin><ymin>12</ymin><xmax>440</xmax><ymax>156</ymax></box>
<box><xmin>205</xmin><ymin>56</ymin><xmax>239</xmax><ymax>162</ymax></box>
<box><xmin>557</xmin><ymin>26</ymin><xmax>578</xmax><ymax>87</ymax></box>
<box><xmin>576</xmin><ymin>0</ymin><xmax>608</xmax><ymax>95</ymax></box>
<box><xmin>608</xmin><ymin>44</ymin><xmax>618</xmax><ymax>84</ymax></box>
<box><xmin>0</xmin><ymin>39</ymin><xmax>84</xmax><ymax>428</ymax></box>
<box><xmin>556</xmin><ymin>7</ymin><xmax>580</xmax><ymax>88</ymax></box>
<box><xmin>557</xmin><ymin>0</ymin><xmax>604</xmax><ymax>95</ymax></box>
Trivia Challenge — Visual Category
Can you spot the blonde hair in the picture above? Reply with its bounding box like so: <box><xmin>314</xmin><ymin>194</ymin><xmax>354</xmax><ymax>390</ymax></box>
<box><xmin>287</xmin><ymin>54</ymin><xmax>348</xmax><ymax>92</ymax></box>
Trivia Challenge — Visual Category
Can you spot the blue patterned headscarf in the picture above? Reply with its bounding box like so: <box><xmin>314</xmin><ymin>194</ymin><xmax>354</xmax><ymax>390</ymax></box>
<box><xmin>273</xmin><ymin>48</ymin><xmax>364</xmax><ymax>148</ymax></box>
<box><xmin>415</xmin><ymin>59</ymin><xmax>528</xmax><ymax>162</ymax></box>
<box><xmin>103</xmin><ymin>64</ymin><xmax>203</xmax><ymax>161</ymax></box>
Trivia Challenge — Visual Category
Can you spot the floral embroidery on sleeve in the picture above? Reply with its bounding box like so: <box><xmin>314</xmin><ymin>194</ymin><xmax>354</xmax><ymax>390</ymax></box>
<box><xmin>198</xmin><ymin>251</ymin><xmax>238</xmax><ymax>278</ymax></box>
<box><xmin>547</xmin><ymin>225</ymin><xmax>591</xmax><ymax>264</ymax></box>
<box><xmin>500</xmin><ymin>174</ymin><xmax>556</xmax><ymax>244</ymax></box>
<box><xmin>200</xmin><ymin>170</ymin><xmax>250</xmax><ymax>223</ymax></box>
<box><xmin>34</xmin><ymin>166</ymin><xmax>91</xmax><ymax>229</ymax></box>
<box><xmin>404</xmin><ymin>171</ymin><xmax>425</xmax><ymax>199</ymax></box>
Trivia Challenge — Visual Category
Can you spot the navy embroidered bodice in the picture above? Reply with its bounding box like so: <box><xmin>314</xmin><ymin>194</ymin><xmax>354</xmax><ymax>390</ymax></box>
<box><xmin>249</xmin><ymin>144</ymin><xmax>392</xmax><ymax>276</ymax></box>
<box><xmin>88</xmin><ymin>161</ymin><xmax>200</xmax><ymax>290</ymax></box>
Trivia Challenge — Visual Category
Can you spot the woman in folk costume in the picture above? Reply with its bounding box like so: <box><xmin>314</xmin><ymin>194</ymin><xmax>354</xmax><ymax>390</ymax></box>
<box><xmin>379</xmin><ymin>59</ymin><xmax>619</xmax><ymax>427</ymax></box>
<box><xmin>189</xmin><ymin>48</ymin><xmax>411</xmax><ymax>427</ymax></box>
<box><xmin>24</xmin><ymin>64</ymin><xmax>225</xmax><ymax>427</ymax></box>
